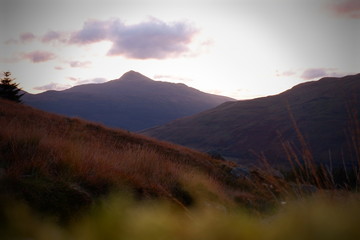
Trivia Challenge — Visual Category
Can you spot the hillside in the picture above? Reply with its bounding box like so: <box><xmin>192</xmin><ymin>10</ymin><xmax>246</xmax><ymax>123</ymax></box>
<box><xmin>23</xmin><ymin>71</ymin><xmax>234</xmax><ymax>131</ymax></box>
<box><xmin>1</xmin><ymin>100</ymin><xmax>360</xmax><ymax>240</ymax></box>
<box><xmin>142</xmin><ymin>74</ymin><xmax>360</xmax><ymax>167</ymax></box>
<box><xmin>0</xmin><ymin>98</ymin><xmax>291</xmax><ymax>221</ymax></box>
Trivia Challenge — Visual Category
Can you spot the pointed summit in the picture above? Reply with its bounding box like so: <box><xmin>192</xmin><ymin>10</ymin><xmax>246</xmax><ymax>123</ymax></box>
<box><xmin>119</xmin><ymin>70</ymin><xmax>152</xmax><ymax>82</ymax></box>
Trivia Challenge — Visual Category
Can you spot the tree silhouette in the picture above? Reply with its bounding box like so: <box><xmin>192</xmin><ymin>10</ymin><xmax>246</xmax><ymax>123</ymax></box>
<box><xmin>0</xmin><ymin>71</ymin><xmax>24</xmax><ymax>103</ymax></box>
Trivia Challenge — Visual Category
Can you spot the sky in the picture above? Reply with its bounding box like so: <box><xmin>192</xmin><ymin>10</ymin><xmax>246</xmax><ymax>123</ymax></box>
<box><xmin>0</xmin><ymin>0</ymin><xmax>359</xmax><ymax>100</ymax></box>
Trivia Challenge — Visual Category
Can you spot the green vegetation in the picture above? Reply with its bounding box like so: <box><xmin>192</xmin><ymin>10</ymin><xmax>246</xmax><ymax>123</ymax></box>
<box><xmin>2</xmin><ymin>193</ymin><xmax>360</xmax><ymax>240</ymax></box>
<box><xmin>1</xmin><ymin>99</ymin><xmax>359</xmax><ymax>239</ymax></box>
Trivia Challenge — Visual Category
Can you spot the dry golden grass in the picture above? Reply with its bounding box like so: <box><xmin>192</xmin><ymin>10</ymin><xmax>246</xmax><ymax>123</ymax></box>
<box><xmin>2</xmin><ymin>97</ymin><xmax>358</xmax><ymax>222</ymax></box>
<box><xmin>1</xmin><ymin>99</ymin><xmax>360</xmax><ymax>239</ymax></box>
<box><xmin>1</xmin><ymin>99</ymin><xmax>278</xmax><ymax>219</ymax></box>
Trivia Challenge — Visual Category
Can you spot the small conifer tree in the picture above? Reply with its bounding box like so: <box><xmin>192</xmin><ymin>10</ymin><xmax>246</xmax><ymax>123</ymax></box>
<box><xmin>0</xmin><ymin>71</ymin><xmax>24</xmax><ymax>103</ymax></box>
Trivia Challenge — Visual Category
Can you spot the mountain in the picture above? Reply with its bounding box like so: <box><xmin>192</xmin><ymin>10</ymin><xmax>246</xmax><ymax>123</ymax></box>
<box><xmin>23</xmin><ymin>71</ymin><xmax>234</xmax><ymax>131</ymax></box>
<box><xmin>142</xmin><ymin>74</ymin><xmax>360</xmax><ymax>168</ymax></box>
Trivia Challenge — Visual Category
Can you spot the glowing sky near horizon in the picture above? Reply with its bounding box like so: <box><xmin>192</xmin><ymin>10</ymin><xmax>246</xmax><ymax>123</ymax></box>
<box><xmin>1</xmin><ymin>0</ymin><xmax>359</xmax><ymax>99</ymax></box>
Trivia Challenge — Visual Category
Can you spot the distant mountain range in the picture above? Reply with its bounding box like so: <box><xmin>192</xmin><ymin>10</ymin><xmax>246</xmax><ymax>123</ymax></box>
<box><xmin>142</xmin><ymin>74</ymin><xmax>360</xmax><ymax>167</ymax></box>
<box><xmin>24</xmin><ymin>71</ymin><xmax>234</xmax><ymax>131</ymax></box>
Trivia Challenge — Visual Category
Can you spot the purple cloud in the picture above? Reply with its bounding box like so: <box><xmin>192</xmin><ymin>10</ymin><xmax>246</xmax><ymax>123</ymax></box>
<box><xmin>54</xmin><ymin>66</ymin><xmax>64</xmax><ymax>70</ymax></box>
<box><xmin>67</xmin><ymin>77</ymin><xmax>107</xmax><ymax>85</ymax></box>
<box><xmin>77</xmin><ymin>78</ymin><xmax>107</xmax><ymax>85</ymax></box>
<box><xmin>276</xmin><ymin>70</ymin><xmax>296</xmax><ymax>77</ymax></box>
<box><xmin>42</xmin><ymin>31</ymin><xmax>66</xmax><ymax>43</ymax></box>
<box><xmin>22</xmin><ymin>51</ymin><xmax>56</xmax><ymax>63</ymax></box>
<box><xmin>20</xmin><ymin>32</ymin><xmax>36</xmax><ymax>43</ymax></box>
<box><xmin>301</xmin><ymin>68</ymin><xmax>327</xmax><ymax>80</ymax></box>
<box><xmin>70</xmin><ymin>19</ymin><xmax>109</xmax><ymax>44</ymax></box>
<box><xmin>300</xmin><ymin>68</ymin><xmax>344</xmax><ymax>80</ymax></box>
<box><xmin>67</xmin><ymin>77</ymin><xmax>79</xmax><ymax>81</ymax></box>
<box><xmin>108</xmin><ymin>19</ymin><xmax>198</xmax><ymax>59</ymax></box>
<box><xmin>34</xmin><ymin>82</ymin><xmax>71</xmax><ymax>91</ymax></box>
<box><xmin>153</xmin><ymin>74</ymin><xmax>193</xmax><ymax>82</ymax></box>
<box><xmin>69</xmin><ymin>18</ymin><xmax>198</xmax><ymax>59</ymax></box>
<box><xmin>330</xmin><ymin>0</ymin><xmax>360</xmax><ymax>18</ymax></box>
<box><xmin>69</xmin><ymin>61</ymin><xmax>92</xmax><ymax>68</ymax></box>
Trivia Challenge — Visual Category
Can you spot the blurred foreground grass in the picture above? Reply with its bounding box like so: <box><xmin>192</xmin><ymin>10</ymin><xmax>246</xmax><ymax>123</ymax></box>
<box><xmin>1</xmin><ymin>192</ymin><xmax>360</xmax><ymax>240</ymax></box>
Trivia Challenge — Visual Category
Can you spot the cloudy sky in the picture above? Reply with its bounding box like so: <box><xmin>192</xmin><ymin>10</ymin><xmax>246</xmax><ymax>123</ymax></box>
<box><xmin>1</xmin><ymin>0</ymin><xmax>359</xmax><ymax>99</ymax></box>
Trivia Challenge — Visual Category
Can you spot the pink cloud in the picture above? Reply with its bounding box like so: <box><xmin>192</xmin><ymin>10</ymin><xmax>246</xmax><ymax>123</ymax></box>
<box><xmin>70</xmin><ymin>19</ymin><xmax>109</xmax><ymax>44</ymax></box>
<box><xmin>67</xmin><ymin>77</ymin><xmax>79</xmax><ymax>81</ymax></box>
<box><xmin>69</xmin><ymin>61</ymin><xmax>92</xmax><ymax>68</ymax></box>
<box><xmin>107</xmin><ymin>19</ymin><xmax>198</xmax><ymax>59</ymax></box>
<box><xmin>301</xmin><ymin>68</ymin><xmax>327</xmax><ymax>80</ymax></box>
<box><xmin>76</xmin><ymin>78</ymin><xmax>107</xmax><ymax>85</ymax></box>
<box><xmin>20</xmin><ymin>32</ymin><xmax>36</xmax><ymax>42</ymax></box>
<box><xmin>22</xmin><ymin>51</ymin><xmax>56</xmax><ymax>63</ymax></box>
<box><xmin>276</xmin><ymin>70</ymin><xmax>296</xmax><ymax>77</ymax></box>
<box><xmin>42</xmin><ymin>31</ymin><xmax>66</xmax><ymax>43</ymax></box>
<box><xmin>300</xmin><ymin>68</ymin><xmax>344</xmax><ymax>80</ymax></box>
<box><xmin>330</xmin><ymin>0</ymin><xmax>360</xmax><ymax>18</ymax></box>
<box><xmin>34</xmin><ymin>82</ymin><xmax>71</xmax><ymax>91</ymax></box>
<box><xmin>54</xmin><ymin>66</ymin><xmax>64</xmax><ymax>70</ymax></box>
<box><xmin>69</xmin><ymin>18</ymin><xmax>198</xmax><ymax>59</ymax></box>
<box><xmin>67</xmin><ymin>77</ymin><xmax>107</xmax><ymax>84</ymax></box>
<box><xmin>153</xmin><ymin>74</ymin><xmax>193</xmax><ymax>82</ymax></box>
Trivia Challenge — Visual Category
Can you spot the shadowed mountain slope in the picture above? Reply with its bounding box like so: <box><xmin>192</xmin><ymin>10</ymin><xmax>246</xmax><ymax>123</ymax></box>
<box><xmin>142</xmin><ymin>74</ymin><xmax>360</xmax><ymax>167</ymax></box>
<box><xmin>23</xmin><ymin>71</ymin><xmax>234</xmax><ymax>131</ymax></box>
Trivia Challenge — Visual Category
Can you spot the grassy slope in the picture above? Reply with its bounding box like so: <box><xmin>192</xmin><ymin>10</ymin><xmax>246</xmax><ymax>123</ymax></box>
<box><xmin>1</xmin><ymin>99</ymin><xmax>360</xmax><ymax>239</ymax></box>
<box><xmin>0</xmin><ymin>99</ymin><xmax>288</xmax><ymax>221</ymax></box>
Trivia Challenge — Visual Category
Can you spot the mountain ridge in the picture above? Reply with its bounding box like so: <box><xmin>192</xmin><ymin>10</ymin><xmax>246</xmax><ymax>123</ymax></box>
<box><xmin>142</xmin><ymin>73</ymin><xmax>360</xmax><ymax>167</ymax></box>
<box><xmin>24</xmin><ymin>71</ymin><xmax>234</xmax><ymax>131</ymax></box>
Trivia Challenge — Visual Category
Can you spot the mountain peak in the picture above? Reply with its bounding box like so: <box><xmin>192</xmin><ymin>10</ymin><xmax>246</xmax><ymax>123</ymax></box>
<box><xmin>119</xmin><ymin>70</ymin><xmax>152</xmax><ymax>82</ymax></box>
